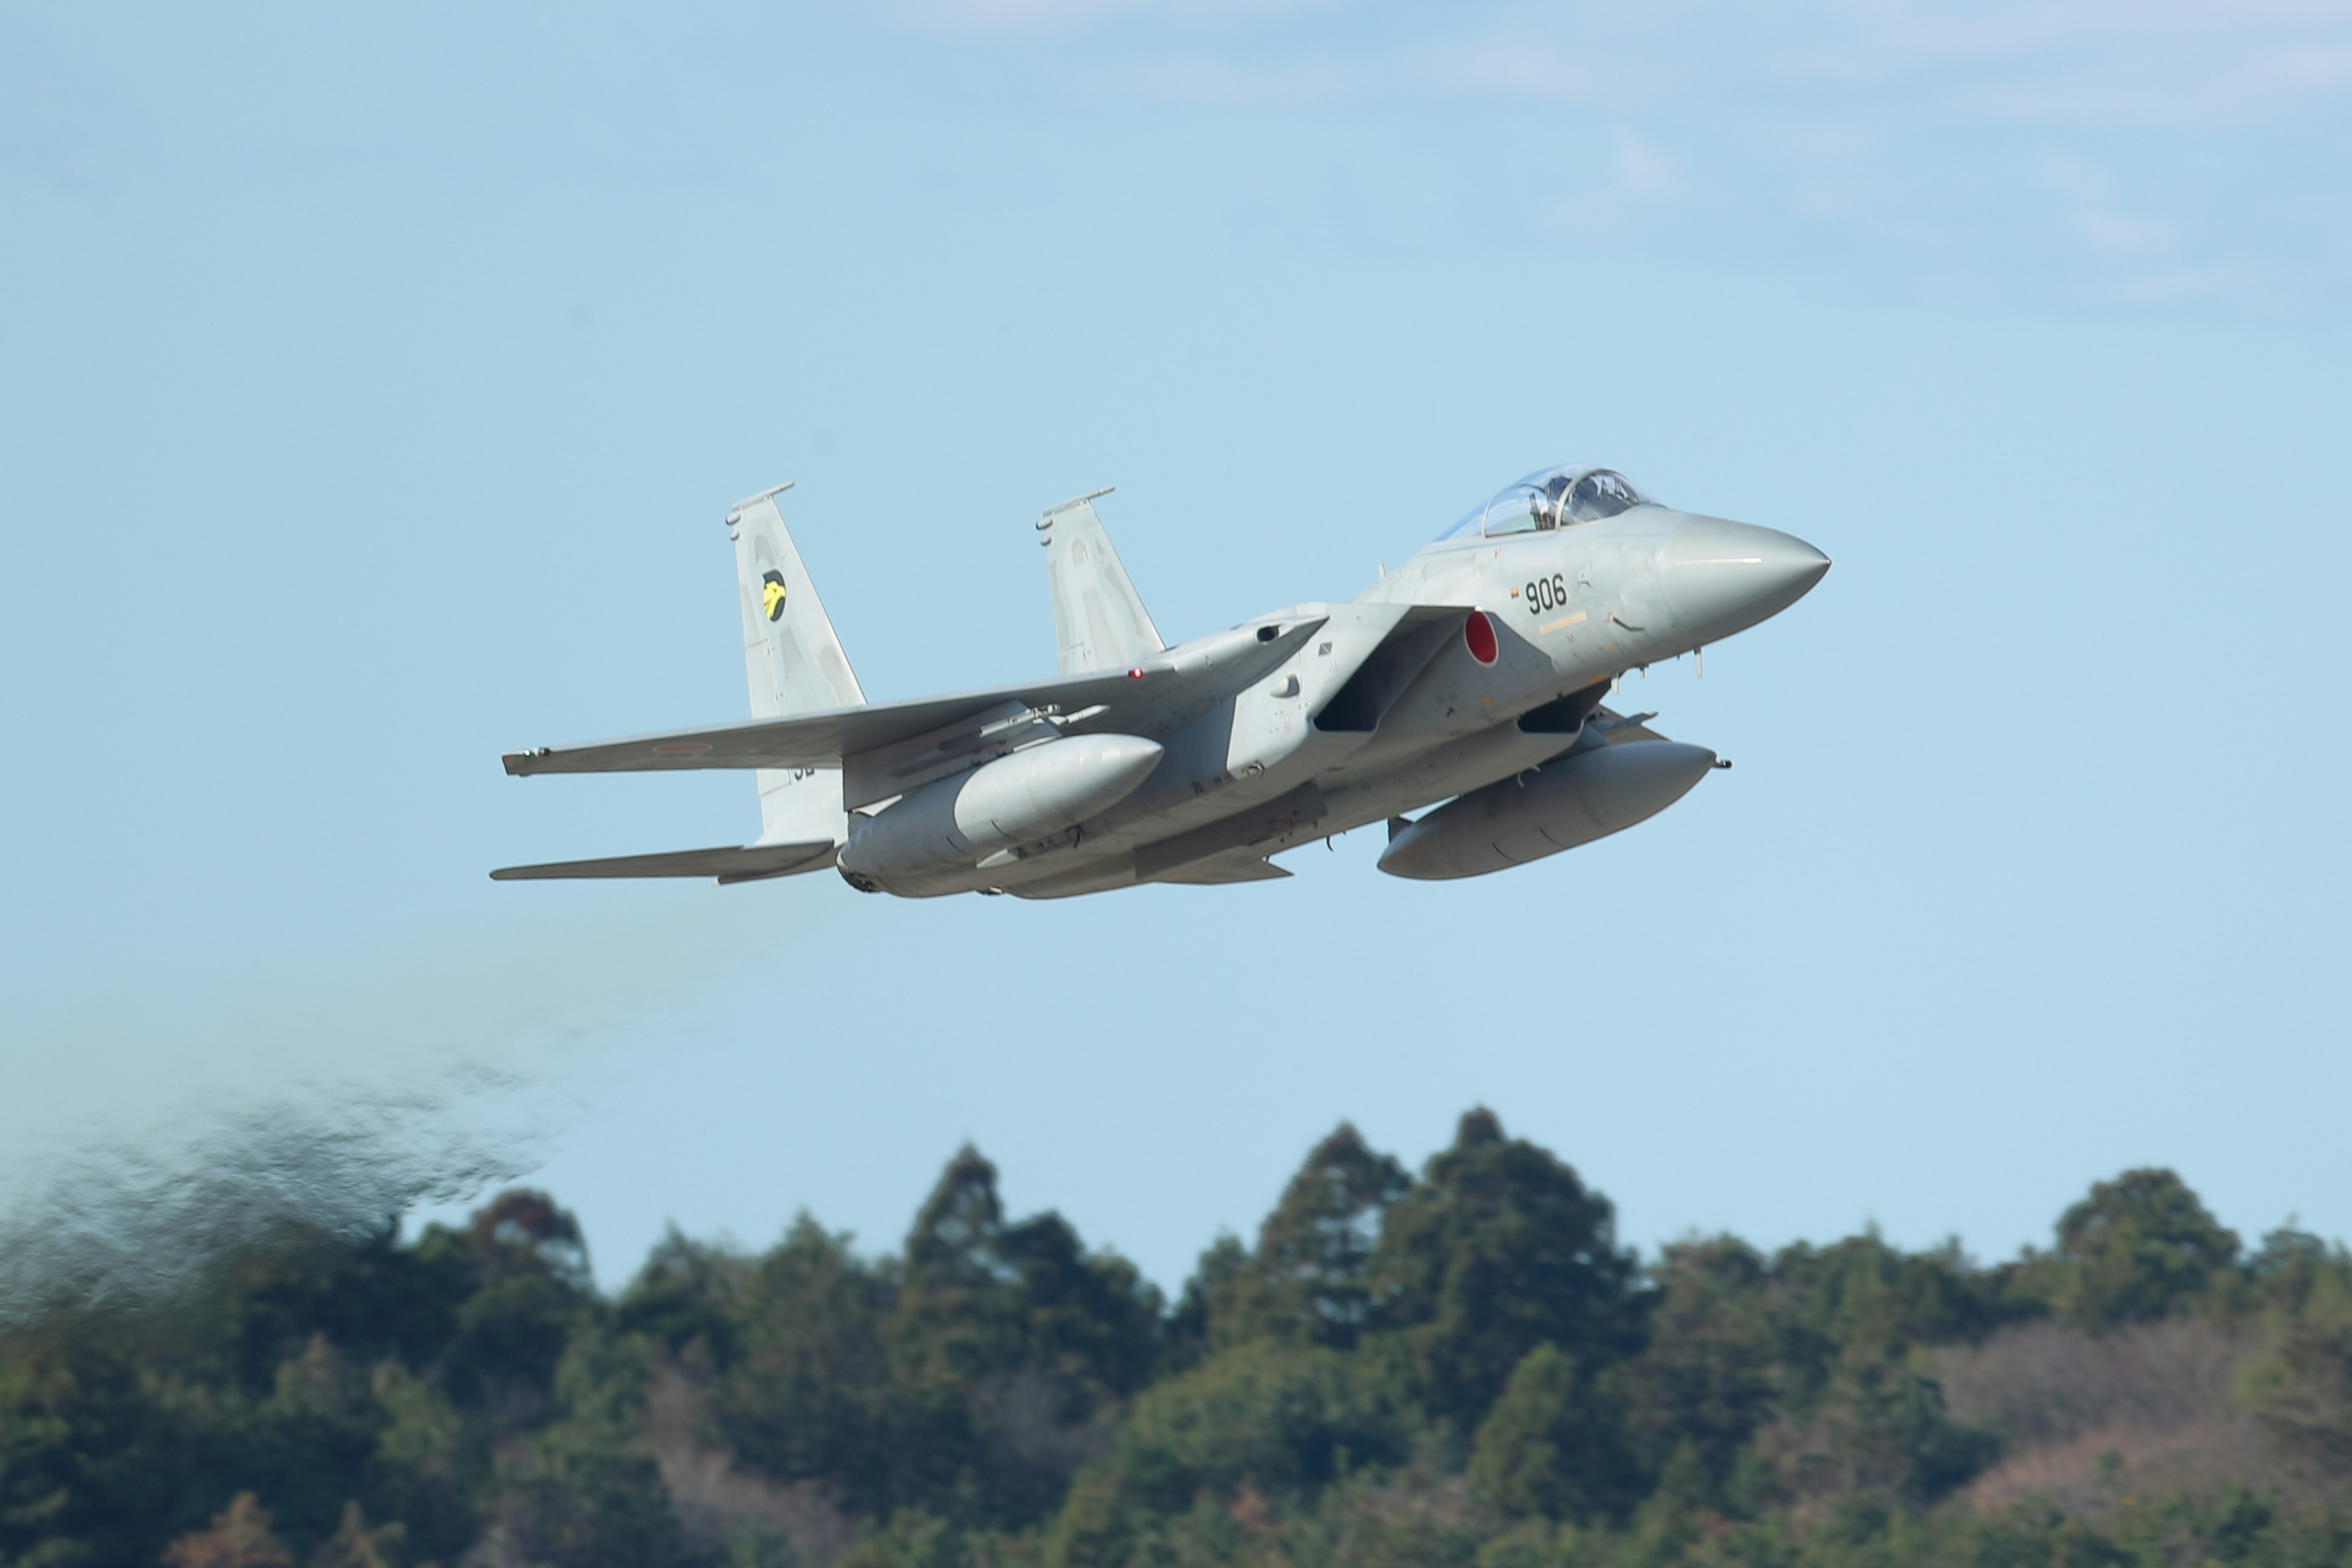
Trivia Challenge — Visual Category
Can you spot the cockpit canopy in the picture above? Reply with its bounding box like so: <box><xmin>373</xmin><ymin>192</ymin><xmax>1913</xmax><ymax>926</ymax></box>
<box><xmin>1439</xmin><ymin>465</ymin><xmax>1656</xmax><ymax>541</ymax></box>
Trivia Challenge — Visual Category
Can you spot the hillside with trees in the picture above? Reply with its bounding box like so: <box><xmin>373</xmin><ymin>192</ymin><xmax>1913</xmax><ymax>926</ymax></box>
<box><xmin>5</xmin><ymin>1109</ymin><xmax>2350</xmax><ymax>1566</ymax></box>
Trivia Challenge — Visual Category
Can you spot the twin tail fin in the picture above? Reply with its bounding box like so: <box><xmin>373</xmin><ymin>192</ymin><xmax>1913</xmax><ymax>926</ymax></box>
<box><xmin>1039</xmin><ymin>489</ymin><xmax>1164</xmax><ymax>675</ymax></box>
<box><xmin>729</xmin><ymin>484</ymin><xmax>864</xmax><ymax>851</ymax></box>
<box><xmin>490</xmin><ymin>484</ymin><xmax>861</xmax><ymax>884</ymax></box>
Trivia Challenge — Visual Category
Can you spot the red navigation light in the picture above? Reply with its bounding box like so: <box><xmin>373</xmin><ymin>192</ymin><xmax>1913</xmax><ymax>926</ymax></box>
<box><xmin>1463</xmin><ymin>610</ymin><xmax>1498</xmax><ymax>665</ymax></box>
<box><xmin>1127</xmin><ymin>667</ymin><xmax>1145</xmax><ymax>679</ymax></box>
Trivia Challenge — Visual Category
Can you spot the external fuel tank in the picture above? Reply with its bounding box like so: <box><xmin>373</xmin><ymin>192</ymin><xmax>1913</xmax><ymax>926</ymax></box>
<box><xmin>837</xmin><ymin>733</ymin><xmax>1164</xmax><ymax>888</ymax></box>
<box><xmin>1376</xmin><ymin>740</ymin><xmax>1717</xmax><ymax>881</ymax></box>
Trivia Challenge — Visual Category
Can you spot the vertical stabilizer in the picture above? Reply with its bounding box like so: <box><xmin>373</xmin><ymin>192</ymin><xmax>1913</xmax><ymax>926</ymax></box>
<box><xmin>1039</xmin><ymin>489</ymin><xmax>1165</xmax><ymax>675</ymax></box>
<box><xmin>726</xmin><ymin>485</ymin><xmax>866</xmax><ymax>846</ymax></box>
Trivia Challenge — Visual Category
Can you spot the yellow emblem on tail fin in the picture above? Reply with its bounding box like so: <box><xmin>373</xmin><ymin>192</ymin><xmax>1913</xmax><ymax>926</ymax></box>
<box><xmin>761</xmin><ymin>570</ymin><xmax>788</xmax><ymax>621</ymax></box>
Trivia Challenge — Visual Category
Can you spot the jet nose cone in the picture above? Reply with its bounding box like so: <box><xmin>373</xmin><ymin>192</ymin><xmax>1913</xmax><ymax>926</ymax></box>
<box><xmin>1656</xmin><ymin>517</ymin><xmax>1830</xmax><ymax>641</ymax></box>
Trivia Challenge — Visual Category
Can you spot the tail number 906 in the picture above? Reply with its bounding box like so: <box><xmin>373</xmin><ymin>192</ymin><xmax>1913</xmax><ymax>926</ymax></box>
<box><xmin>1525</xmin><ymin>574</ymin><xmax>1569</xmax><ymax>614</ymax></box>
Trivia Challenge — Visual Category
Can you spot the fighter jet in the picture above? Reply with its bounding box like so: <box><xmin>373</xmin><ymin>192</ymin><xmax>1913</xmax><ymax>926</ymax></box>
<box><xmin>494</xmin><ymin>467</ymin><xmax>1828</xmax><ymax>897</ymax></box>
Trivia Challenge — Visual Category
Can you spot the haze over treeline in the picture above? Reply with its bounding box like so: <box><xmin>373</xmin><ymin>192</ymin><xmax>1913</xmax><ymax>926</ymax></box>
<box><xmin>7</xmin><ymin>1111</ymin><xmax>2350</xmax><ymax>1568</ymax></box>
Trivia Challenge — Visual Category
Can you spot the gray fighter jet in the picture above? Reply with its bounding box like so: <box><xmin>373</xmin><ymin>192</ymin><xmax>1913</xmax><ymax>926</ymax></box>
<box><xmin>494</xmin><ymin>467</ymin><xmax>1828</xmax><ymax>897</ymax></box>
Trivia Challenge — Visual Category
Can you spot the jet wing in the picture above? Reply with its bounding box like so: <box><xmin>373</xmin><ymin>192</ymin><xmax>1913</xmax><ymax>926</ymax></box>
<box><xmin>489</xmin><ymin>839</ymin><xmax>837</xmax><ymax>884</ymax></box>
<box><xmin>502</xmin><ymin>618</ymin><xmax>1325</xmax><ymax>779</ymax></box>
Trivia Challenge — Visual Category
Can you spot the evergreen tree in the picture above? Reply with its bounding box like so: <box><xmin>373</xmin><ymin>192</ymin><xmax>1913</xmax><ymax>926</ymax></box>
<box><xmin>427</xmin><ymin>1189</ymin><xmax>597</xmax><ymax>1413</ymax></box>
<box><xmin>1369</xmin><ymin>1109</ymin><xmax>1638</xmax><ymax>1427</ymax></box>
<box><xmin>614</xmin><ymin>1224</ymin><xmax>750</xmax><ymax>1362</ymax></box>
<box><xmin>716</xmin><ymin>1214</ymin><xmax>902</xmax><ymax>1513</ymax></box>
<box><xmin>495</xmin><ymin>1327</ymin><xmax>685</xmax><ymax>1568</ymax></box>
<box><xmin>2053</xmin><ymin>1168</ymin><xmax>2238</xmax><ymax>1329</ymax></box>
<box><xmin>894</xmin><ymin>1144</ymin><xmax>1022</xmax><ymax>1387</ymax></box>
<box><xmin>2250</xmin><ymin>1271</ymin><xmax>2352</xmax><ymax>1472</ymax></box>
<box><xmin>1467</xmin><ymin>1344</ymin><xmax>1635</xmax><ymax>1523</ymax></box>
<box><xmin>1213</xmin><ymin>1123</ymin><xmax>1410</xmax><ymax>1351</ymax></box>
<box><xmin>1616</xmin><ymin>1238</ymin><xmax>1781</xmax><ymax>1479</ymax></box>
<box><xmin>8</xmin><ymin>1108</ymin><xmax>2352</xmax><ymax>1568</ymax></box>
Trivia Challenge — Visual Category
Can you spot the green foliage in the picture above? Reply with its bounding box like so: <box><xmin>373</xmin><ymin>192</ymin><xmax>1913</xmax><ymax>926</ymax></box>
<box><xmin>1371</xmin><ymin>1109</ymin><xmax>1639</xmax><ymax>1430</ymax></box>
<box><xmin>224</xmin><ymin>1224</ymin><xmax>471</xmax><ymax>1393</ymax></box>
<box><xmin>1467</xmin><ymin>1345</ymin><xmax>1636</xmax><ymax>1523</ymax></box>
<box><xmin>480</xmin><ymin>1324</ymin><xmax>684</xmax><ymax>1567</ymax></box>
<box><xmin>1204</xmin><ymin>1123</ymin><xmax>1410</xmax><ymax>1353</ymax></box>
<box><xmin>1770</xmin><ymin>1232</ymin><xmax>2019</xmax><ymax>1369</ymax></box>
<box><xmin>615</xmin><ymin>1226</ymin><xmax>748</xmax><ymax>1363</ymax></box>
<box><xmin>885</xmin><ymin>1146</ymin><xmax>1167</xmax><ymax>1528</ymax></box>
<box><xmin>2053</xmin><ymin>1168</ymin><xmax>2239</xmax><ymax>1330</ymax></box>
<box><xmin>6</xmin><ymin>1132</ymin><xmax>2352</xmax><ymax>1568</ymax></box>
<box><xmin>716</xmin><ymin>1213</ymin><xmax>906</xmax><ymax>1513</ymax></box>
<box><xmin>837</xmin><ymin>1507</ymin><xmax>974</xmax><ymax>1568</ymax></box>
<box><xmin>2247</xmin><ymin>1267</ymin><xmax>2352</xmax><ymax>1472</ymax></box>
<box><xmin>1755</xmin><ymin>1352</ymin><xmax>1995</xmax><ymax>1509</ymax></box>
<box><xmin>1281</xmin><ymin>1464</ymin><xmax>1490</xmax><ymax>1568</ymax></box>
<box><xmin>1101</xmin><ymin>1340</ymin><xmax>1411</xmax><ymax>1512</ymax></box>
<box><xmin>1615</xmin><ymin>1238</ymin><xmax>1781</xmax><ymax>1479</ymax></box>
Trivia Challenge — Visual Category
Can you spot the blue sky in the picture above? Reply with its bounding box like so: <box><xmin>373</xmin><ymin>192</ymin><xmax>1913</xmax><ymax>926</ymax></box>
<box><xmin>2</xmin><ymin>2</ymin><xmax>2348</xmax><ymax>1296</ymax></box>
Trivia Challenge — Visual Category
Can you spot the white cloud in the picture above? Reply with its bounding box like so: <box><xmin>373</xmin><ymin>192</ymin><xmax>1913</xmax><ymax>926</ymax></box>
<box><xmin>886</xmin><ymin>0</ymin><xmax>1341</xmax><ymax>34</ymax></box>
<box><xmin>873</xmin><ymin>0</ymin><xmax>2352</xmax><ymax>311</ymax></box>
<box><xmin>937</xmin><ymin>0</ymin><xmax>2352</xmax><ymax>128</ymax></box>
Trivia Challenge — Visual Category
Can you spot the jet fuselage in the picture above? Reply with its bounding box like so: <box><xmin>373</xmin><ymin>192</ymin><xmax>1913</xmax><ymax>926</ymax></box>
<box><xmin>867</xmin><ymin>503</ymin><xmax>1827</xmax><ymax>898</ymax></box>
<box><xmin>494</xmin><ymin>466</ymin><xmax>1831</xmax><ymax>899</ymax></box>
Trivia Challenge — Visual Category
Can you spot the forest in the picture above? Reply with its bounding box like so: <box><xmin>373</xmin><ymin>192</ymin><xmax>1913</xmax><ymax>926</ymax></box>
<box><xmin>4</xmin><ymin>1108</ymin><xmax>2350</xmax><ymax>1567</ymax></box>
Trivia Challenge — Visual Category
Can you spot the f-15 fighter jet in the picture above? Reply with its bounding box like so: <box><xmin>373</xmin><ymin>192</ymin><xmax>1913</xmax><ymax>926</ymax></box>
<box><xmin>494</xmin><ymin>467</ymin><xmax>1828</xmax><ymax>897</ymax></box>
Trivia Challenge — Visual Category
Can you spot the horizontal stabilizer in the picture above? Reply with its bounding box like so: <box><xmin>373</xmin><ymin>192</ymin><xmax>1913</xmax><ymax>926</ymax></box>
<box><xmin>490</xmin><ymin>840</ymin><xmax>836</xmax><ymax>884</ymax></box>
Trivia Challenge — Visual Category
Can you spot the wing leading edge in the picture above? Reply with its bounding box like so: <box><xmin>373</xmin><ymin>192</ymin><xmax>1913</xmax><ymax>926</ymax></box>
<box><xmin>501</xmin><ymin>619</ymin><xmax>1325</xmax><ymax>780</ymax></box>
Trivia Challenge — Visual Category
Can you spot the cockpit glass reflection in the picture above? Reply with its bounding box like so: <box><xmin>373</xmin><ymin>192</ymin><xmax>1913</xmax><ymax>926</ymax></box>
<box><xmin>1436</xmin><ymin>465</ymin><xmax>1656</xmax><ymax>541</ymax></box>
<box><xmin>1566</xmin><ymin>469</ymin><xmax>1646</xmax><ymax>521</ymax></box>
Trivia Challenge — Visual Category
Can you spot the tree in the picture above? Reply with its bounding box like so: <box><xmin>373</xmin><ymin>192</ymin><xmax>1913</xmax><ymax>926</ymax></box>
<box><xmin>2241</xmin><ymin>1225</ymin><xmax>2351</xmax><ymax>1319</ymax></box>
<box><xmin>1167</xmin><ymin>1232</ymin><xmax>1248</xmax><ymax>1368</ymax></box>
<box><xmin>1755</xmin><ymin>1352</ymin><xmax>1994</xmax><ymax>1509</ymax></box>
<box><xmin>1212</xmin><ymin>1123</ymin><xmax>1410</xmax><ymax>1352</ymax></box>
<box><xmin>1468</xmin><ymin>1344</ymin><xmax>1635</xmax><ymax>1523</ymax></box>
<box><xmin>494</xmin><ymin>1329</ymin><xmax>684</xmax><ymax>1568</ymax></box>
<box><xmin>614</xmin><ymin>1225</ymin><xmax>750</xmax><ymax>1363</ymax></box>
<box><xmin>457</xmin><ymin>1189</ymin><xmax>594</xmax><ymax>1292</ymax></box>
<box><xmin>307</xmin><ymin>1502</ymin><xmax>406</xmax><ymax>1568</ymax></box>
<box><xmin>893</xmin><ymin>1145</ymin><xmax>1022</xmax><ymax>1388</ymax></box>
<box><xmin>715</xmin><ymin>1214</ymin><xmax>902</xmax><ymax>1514</ymax></box>
<box><xmin>1615</xmin><ymin>1238</ymin><xmax>1780</xmax><ymax>1479</ymax></box>
<box><xmin>2248</xmin><ymin>1273</ymin><xmax>2352</xmax><ymax>1474</ymax></box>
<box><xmin>880</xmin><ymin>1145</ymin><xmax>1168</xmax><ymax>1524</ymax></box>
<box><xmin>366</xmin><ymin>1363</ymin><xmax>473</xmax><ymax>1562</ymax></box>
<box><xmin>1772</xmin><ymin>1234</ymin><xmax>2013</xmax><ymax>1373</ymax></box>
<box><xmin>993</xmin><ymin>1211</ymin><xmax>1161</xmax><ymax>1405</ymax></box>
<box><xmin>1369</xmin><ymin>1109</ymin><xmax>1638</xmax><ymax>1427</ymax></box>
<box><xmin>424</xmin><ymin>1189</ymin><xmax>597</xmax><ymax>1413</ymax></box>
<box><xmin>223</xmin><ymin>1220</ymin><xmax>471</xmax><ymax>1393</ymax></box>
<box><xmin>2053</xmin><ymin>1169</ymin><xmax>2238</xmax><ymax>1329</ymax></box>
<box><xmin>1096</xmin><ymin>1340</ymin><xmax>1410</xmax><ymax>1514</ymax></box>
<box><xmin>0</xmin><ymin>1333</ymin><xmax>241</xmax><ymax>1567</ymax></box>
<box><xmin>161</xmin><ymin>1493</ymin><xmax>291</xmax><ymax>1568</ymax></box>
